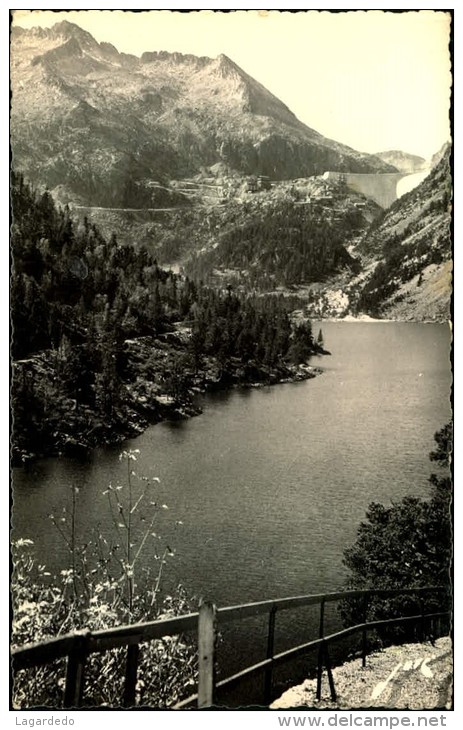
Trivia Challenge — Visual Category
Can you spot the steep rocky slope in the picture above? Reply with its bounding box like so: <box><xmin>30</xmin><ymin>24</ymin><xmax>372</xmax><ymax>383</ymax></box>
<box><xmin>354</xmin><ymin>149</ymin><xmax>452</xmax><ymax>321</ymax></box>
<box><xmin>10</xmin><ymin>21</ymin><xmax>395</xmax><ymax>207</ymax></box>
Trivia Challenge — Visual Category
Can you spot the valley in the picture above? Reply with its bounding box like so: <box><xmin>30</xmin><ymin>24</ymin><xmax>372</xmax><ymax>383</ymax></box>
<box><xmin>10</xmin><ymin>20</ymin><xmax>452</xmax><ymax>324</ymax></box>
<box><xmin>66</xmin><ymin>157</ymin><xmax>451</xmax><ymax>322</ymax></box>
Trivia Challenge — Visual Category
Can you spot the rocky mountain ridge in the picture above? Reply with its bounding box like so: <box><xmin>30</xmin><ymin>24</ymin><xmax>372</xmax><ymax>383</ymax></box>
<box><xmin>11</xmin><ymin>21</ymin><xmax>396</xmax><ymax>207</ymax></box>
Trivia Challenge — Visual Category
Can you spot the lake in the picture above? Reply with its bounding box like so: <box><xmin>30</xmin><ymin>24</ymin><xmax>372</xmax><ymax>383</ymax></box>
<box><xmin>12</xmin><ymin>322</ymin><xmax>452</xmax><ymax>694</ymax></box>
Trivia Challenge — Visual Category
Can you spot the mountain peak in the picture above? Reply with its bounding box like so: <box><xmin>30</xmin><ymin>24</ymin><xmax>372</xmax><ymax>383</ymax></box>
<box><xmin>27</xmin><ymin>21</ymin><xmax>132</xmax><ymax>73</ymax></box>
<box><xmin>210</xmin><ymin>53</ymin><xmax>247</xmax><ymax>81</ymax></box>
<box><xmin>216</xmin><ymin>53</ymin><xmax>235</xmax><ymax>66</ymax></box>
<box><xmin>50</xmin><ymin>20</ymin><xmax>94</xmax><ymax>43</ymax></box>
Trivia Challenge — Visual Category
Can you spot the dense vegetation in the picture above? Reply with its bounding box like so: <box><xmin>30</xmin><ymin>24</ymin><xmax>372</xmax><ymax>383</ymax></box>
<box><xmin>341</xmin><ymin>423</ymin><xmax>452</xmax><ymax>641</ymax></box>
<box><xmin>11</xmin><ymin>172</ymin><xmax>324</xmax><ymax>462</ymax></box>
<box><xmin>185</xmin><ymin>200</ymin><xmax>363</xmax><ymax>288</ymax></box>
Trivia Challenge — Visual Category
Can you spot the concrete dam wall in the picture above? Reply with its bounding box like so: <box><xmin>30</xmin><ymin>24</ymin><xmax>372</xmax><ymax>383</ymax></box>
<box><xmin>323</xmin><ymin>170</ymin><xmax>429</xmax><ymax>208</ymax></box>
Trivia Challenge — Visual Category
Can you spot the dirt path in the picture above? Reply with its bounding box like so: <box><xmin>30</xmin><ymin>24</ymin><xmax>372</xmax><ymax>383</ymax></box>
<box><xmin>271</xmin><ymin>638</ymin><xmax>452</xmax><ymax>711</ymax></box>
<box><xmin>72</xmin><ymin>204</ymin><xmax>193</xmax><ymax>213</ymax></box>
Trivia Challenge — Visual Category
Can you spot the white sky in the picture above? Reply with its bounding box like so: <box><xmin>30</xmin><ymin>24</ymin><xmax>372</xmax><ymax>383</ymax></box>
<box><xmin>11</xmin><ymin>9</ymin><xmax>452</xmax><ymax>161</ymax></box>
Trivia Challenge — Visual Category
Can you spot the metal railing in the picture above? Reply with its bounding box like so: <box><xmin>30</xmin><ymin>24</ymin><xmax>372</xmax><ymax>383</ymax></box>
<box><xmin>11</xmin><ymin>586</ymin><xmax>450</xmax><ymax>709</ymax></box>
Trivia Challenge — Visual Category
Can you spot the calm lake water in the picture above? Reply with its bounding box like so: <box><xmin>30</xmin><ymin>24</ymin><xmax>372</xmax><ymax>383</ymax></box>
<box><xmin>12</xmin><ymin>322</ymin><xmax>452</xmax><ymax>691</ymax></box>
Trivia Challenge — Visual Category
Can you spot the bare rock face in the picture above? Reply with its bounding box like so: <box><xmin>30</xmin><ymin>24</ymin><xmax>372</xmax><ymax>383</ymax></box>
<box><xmin>10</xmin><ymin>21</ymin><xmax>395</xmax><ymax>207</ymax></box>
<box><xmin>375</xmin><ymin>149</ymin><xmax>429</xmax><ymax>174</ymax></box>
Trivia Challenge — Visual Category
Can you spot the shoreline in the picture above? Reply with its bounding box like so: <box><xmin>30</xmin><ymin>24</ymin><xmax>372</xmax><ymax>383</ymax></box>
<box><xmin>319</xmin><ymin>314</ymin><xmax>450</xmax><ymax>324</ymax></box>
<box><xmin>12</xmin><ymin>353</ymin><xmax>325</xmax><ymax>467</ymax></box>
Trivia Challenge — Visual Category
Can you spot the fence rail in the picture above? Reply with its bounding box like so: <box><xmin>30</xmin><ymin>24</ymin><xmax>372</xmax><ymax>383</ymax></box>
<box><xmin>11</xmin><ymin>586</ymin><xmax>450</xmax><ymax>709</ymax></box>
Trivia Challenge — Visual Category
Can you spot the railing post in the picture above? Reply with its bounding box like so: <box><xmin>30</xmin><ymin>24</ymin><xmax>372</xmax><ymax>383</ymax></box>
<box><xmin>123</xmin><ymin>643</ymin><xmax>140</xmax><ymax>707</ymax></box>
<box><xmin>316</xmin><ymin>598</ymin><xmax>325</xmax><ymax>700</ymax></box>
<box><xmin>362</xmin><ymin>593</ymin><xmax>368</xmax><ymax>667</ymax></box>
<box><xmin>419</xmin><ymin>595</ymin><xmax>425</xmax><ymax>642</ymax></box>
<box><xmin>197</xmin><ymin>601</ymin><xmax>216</xmax><ymax>709</ymax></box>
<box><xmin>264</xmin><ymin>605</ymin><xmax>277</xmax><ymax>704</ymax></box>
<box><xmin>324</xmin><ymin>643</ymin><xmax>337</xmax><ymax>703</ymax></box>
<box><xmin>63</xmin><ymin>630</ymin><xmax>90</xmax><ymax>708</ymax></box>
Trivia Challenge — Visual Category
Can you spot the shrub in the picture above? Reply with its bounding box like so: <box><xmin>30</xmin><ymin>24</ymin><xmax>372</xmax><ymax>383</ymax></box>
<box><xmin>11</xmin><ymin>450</ymin><xmax>197</xmax><ymax>708</ymax></box>
<box><xmin>340</xmin><ymin>423</ymin><xmax>452</xmax><ymax>643</ymax></box>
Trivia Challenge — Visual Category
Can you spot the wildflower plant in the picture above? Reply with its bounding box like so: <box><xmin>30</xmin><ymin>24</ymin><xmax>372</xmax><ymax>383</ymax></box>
<box><xmin>11</xmin><ymin>450</ymin><xmax>197</xmax><ymax>708</ymax></box>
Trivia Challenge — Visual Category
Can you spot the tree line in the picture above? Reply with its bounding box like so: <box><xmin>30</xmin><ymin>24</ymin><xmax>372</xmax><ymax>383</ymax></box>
<box><xmin>11</xmin><ymin>172</ymin><xmax>323</xmax><ymax>458</ymax></box>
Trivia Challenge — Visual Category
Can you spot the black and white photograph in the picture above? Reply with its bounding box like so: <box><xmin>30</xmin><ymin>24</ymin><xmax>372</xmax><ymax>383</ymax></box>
<box><xmin>9</xmin><ymin>7</ymin><xmax>453</xmax><ymax>714</ymax></box>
